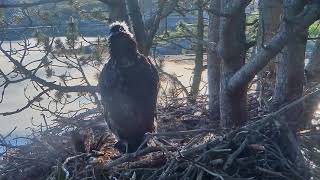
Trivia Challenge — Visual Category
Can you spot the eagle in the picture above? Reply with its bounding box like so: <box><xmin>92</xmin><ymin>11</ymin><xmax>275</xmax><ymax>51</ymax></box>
<box><xmin>99</xmin><ymin>22</ymin><xmax>159</xmax><ymax>153</ymax></box>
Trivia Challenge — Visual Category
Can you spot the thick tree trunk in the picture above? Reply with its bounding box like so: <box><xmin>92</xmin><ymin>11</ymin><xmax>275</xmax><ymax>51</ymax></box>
<box><xmin>273</xmin><ymin>0</ymin><xmax>308</xmax><ymax>131</ymax></box>
<box><xmin>143</xmin><ymin>0</ymin><xmax>179</xmax><ymax>56</ymax></box>
<box><xmin>107</xmin><ymin>0</ymin><xmax>129</xmax><ymax>23</ymax></box>
<box><xmin>190</xmin><ymin>0</ymin><xmax>205</xmax><ymax>102</ymax></box>
<box><xmin>207</xmin><ymin>0</ymin><xmax>221</xmax><ymax>119</ymax></box>
<box><xmin>273</xmin><ymin>2</ymin><xmax>310</xmax><ymax>176</ymax></box>
<box><xmin>218</xmin><ymin>0</ymin><xmax>248</xmax><ymax>128</ymax></box>
<box><xmin>125</xmin><ymin>0</ymin><xmax>178</xmax><ymax>56</ymax></box>
<box><xmin>256</xmin><ymin>0</ymin><xmax>282</xmax><ymax>103</ymax></box>
<box><xmin>305</xmin><ymin>39</ymin><xmax>320</xmax><ymax>81</ymax></box>
<box><xmin>125</xmin><ymin>0</ymin><xmax>147</xmax><ymax>55</ymax></box>
<box><xmin>218</xmin><ymin>0</ymin><xmax>320</xmax><ymax>128</ymax></box>
<box><xmin>304</xmin><ymin>39</ymin><xmax>320</xmax><ymax>128</ymax></box>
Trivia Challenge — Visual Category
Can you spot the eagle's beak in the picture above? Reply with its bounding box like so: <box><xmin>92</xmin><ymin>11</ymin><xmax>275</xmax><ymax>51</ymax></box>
<box><xmin>109</xmin><ymin>30</ymin><xmax>125</xmax><ymax>38</ymax></box>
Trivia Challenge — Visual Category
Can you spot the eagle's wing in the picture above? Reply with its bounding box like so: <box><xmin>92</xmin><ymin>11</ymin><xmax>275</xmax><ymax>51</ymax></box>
<box><xmin>98</xmin><ymin>55</ymin><xmax>159</xmax><ymax>145</ymax></box>
<box><xmin>147</xmin><ymin>57</ymin><xmax>160</xmax><ymax>120</ymax></box>
<box><xmin>124</xmin><ymin>55</ymin><xmax>159</xmax><ymax>133</ymax></box>
<box><xmin>98</xmin><ymin>61</ymin><xmax>118</xmax><ymax>131</ymax></box>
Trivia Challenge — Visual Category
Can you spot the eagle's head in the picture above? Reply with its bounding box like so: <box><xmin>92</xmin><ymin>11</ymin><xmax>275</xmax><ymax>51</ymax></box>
<box><xmin>108</xmin><ymin>21</ymin><xmax>137</xmax><ymax>59</ymax></box>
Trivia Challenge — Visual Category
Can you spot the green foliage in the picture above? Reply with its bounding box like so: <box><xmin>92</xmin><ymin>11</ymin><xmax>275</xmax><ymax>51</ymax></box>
<box><xmin>58</xmin><ymin>74</ymin><xmax>67</xmax><ymax>83</ymax></box>
<box><xmin>54</xmin><ymin>90</ymin><xmax>64</xmax><ymax>102</ymax></box>
<box><xmin>246</xmin><ymin>14</ymin><xmax>259</xmax><ymax>43</ymax></box>
<box><xmin>45</xmin><ymin>67</ymin><xmax>54</xmax><ymax>78</ymax></box>
<box><xmin>309</xmin><ymin>21</ymin><xmax>320</xmax><ymax>37</ymax></box>
<box><xmin>80</xmin><ymin>9</ymin><xmax>109</xmax><ymax>21</ymax></box>
<box><xmin>55</xmin><ymin>162</ymin><xmax>66</xmax><ymax>180</ymax></box>
<box><xmin>0</xmin><ymin>8</ymin><xmax>4</xmax><ymax>26</ymax></box>
<box><xmin>66</xmin><ymin>16</ymin><xmax>79</xmax><ymax>48</ymax></box>
<box><xmin>34</xmin><ymin>31</ymin><xmax>50</xmax><ymax>49</ymax></box>
<box><xmin>41</xmin><ymin>56</ymin><xmax>50</xmax><ymax>67</ymax></box>
<box><xmin>91</xmin><ymin>44</ymin><xmax>107</xmax><ymax>65</ymax></box>
<box><xmin>177</xmin><ymin>21</ymin><xmax>197</xmax><ymax>36</ymax></box>
<box><xmin>155</xmin><ymin>21</ymin><xmax>193</xmax><ymax>45</ymax></box>
<box><xmin>54</xmin><ymin>38</ymin><xmax>66</xmax><ymax>50</ymax></box>
<box><xmin>34</xmin><ymin>96</ymin><xmax>44</xmax><ymax>102</ymax></box>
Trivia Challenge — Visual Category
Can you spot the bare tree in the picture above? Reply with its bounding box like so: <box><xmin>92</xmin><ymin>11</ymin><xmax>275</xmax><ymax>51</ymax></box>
<box><xmin>256</xmin><ymin>0</ymin><xmax>282</xmax><ymax>107</ymax></box>
<box><xmin>305</xmin><ymin>38</ymin><xmax>320</xmax><ymax>82</ymax></box>
<box><xmin>0</xmin><ymin>14</ymin><xmax>103</xmax><ymax>117</ymax></box>
<box><xmin>273</xmin><ymin>0</ymin><xmax>308</xmax><ymax>131</ymax></box>
<box><xmin>303</xmin><ymin>38</ymin><xmax>320</xmax><ymax>128</ymax></box>
<box><xmin>189</xmin><ymin>0</ymin><xmax>205</xmax><ymax>102</ymax></box>
<box><xmin>207</xmin><ymin>0</ymin><xmax>221</xmax><ymax>119</ymax></box>
<box><xmin>211</xmin><ymin>0</ymin><xmax>320</xmax><ymax>128</ymax></box>
<box><xmin>0</xmin><ymin>0</ymin><xmax>181</xmax><ymax>118</ymax></box>
<box><xmin>218</xmin><ymin>0</ymin><xmax>249</xmax><ymax>127</ymax></box>
<box><xmin>126</xmin><ymin>0</ymin><xmax>179</xmax><ymax>55</ymax></box>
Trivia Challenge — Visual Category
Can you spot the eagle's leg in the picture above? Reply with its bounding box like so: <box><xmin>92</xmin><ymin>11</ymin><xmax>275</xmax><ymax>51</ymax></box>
<box><xmin>114</xmin><ymin>141</ymin><xmax>126</xmax><ymax>153</ymax></box>
<box><xmin>134</xmin><ymin>136</ymin><xmax>149</xmax><ymax>152</ymax></box>
<box><xmin>124</xmin><ymin>141</ymin><xmax>129</xmax><ymax>154</ymax></box>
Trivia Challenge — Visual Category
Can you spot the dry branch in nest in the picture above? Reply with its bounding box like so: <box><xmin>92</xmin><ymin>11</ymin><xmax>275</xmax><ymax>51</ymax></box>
<box><xmin>0</xmin><ymin>91</ymin><xmax>318</xmax><ymax>180</ymax></box>
<box><xmin>99</xmin><ymin>118</ymin><xmax>309</xmax><ymax>180</ymax></box>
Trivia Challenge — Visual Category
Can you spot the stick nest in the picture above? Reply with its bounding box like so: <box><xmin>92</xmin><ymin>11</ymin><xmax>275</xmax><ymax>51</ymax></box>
<box><xmin>0</xmin><ymin>97</ymin><xmax>317</xmax><ymax>180</ymax></box>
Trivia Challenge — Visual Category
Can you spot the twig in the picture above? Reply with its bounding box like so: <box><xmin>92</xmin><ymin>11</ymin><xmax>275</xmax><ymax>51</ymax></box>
<box><xmin>256</xmin><ymin>166</ymin><xmax>288</xmax><ymax>179</ymax></box>
<box><xmin>158</xmin><ymin>160</ymin><xmax>176</xmax><ymax>180</ymax></box>
<box><xmin>62</xmin><ymin>153</ymin><xmax>89</xmax><ymax>179</ymax></box>
<box><xmin>194</xmin><ymin>164</ymin><xmax>224</xmax><ymax>180</ymax></box>
<box><xmin>104</xmin><ymin>146</ymin><xmax>177</xmax><ymax>170</ymax></box>
<box><xmin>148</xmin><ymin>129</ymin><xmax>215</xmax><ymax>137</ymax></box>
<box><xmin>223</xmin><ymin>137</ymin><xmax>248</xmax><ymax>170</ymax></box>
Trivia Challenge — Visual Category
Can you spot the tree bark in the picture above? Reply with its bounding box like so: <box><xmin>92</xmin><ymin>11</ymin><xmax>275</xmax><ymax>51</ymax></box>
<box><xmin>227</xmin><ymin>2</ymin><xmax>320</xmax><ymax>94</ymax></box>
<box><xmin>144</xmin><ymin>0</ymin><xmax>179</xmax><ymax>55</ymax></box>
<box><xmin>125</xmin><ymin>0</ymin><xmax>147</xmax><ymax>54</ymax></box>
<box><xmin>207</xmin><ymin>0</ymin><xmax>221</xmax><ymax>119</ymax></box>
<box><xmin>273</xmin><ymin>0</ymin><xmax>308</xmax><ymax>131</ymax></box>
<box><xmin>125</xmin><ymin>0</ymin><xmax>178</xmax><ymax>56</ymax></box>
<box><xmin>256</xmin><ymin>0</ymin><xmax>282</xmax><ymax>102</ymax></box>
<box><xmin>217</xmin><ymin>0</ymin><xmax>320</xmax><ymax>128</ymax></box>
<box><xmin>305</xmin><ymin>38</ymin><xmax>320</xmax><ymax>82</ymax></box>
<box><xmin>107</xmin><ymin>0</ymin><xmax>129</xmax><ymax>23</ymax></box>
<box><xmin>190</xmin><ymin>0</ymin><xmax>205</xmax><ymax>102</ymax></box>
<box><xmin>304</xmin><ymin>39</ymin><xmax>320</xmax><ymax>128</ymax></box>
<box><xmin>218</xmin><ymin>0</ymin><xmax>248</xmax><ymax>127</ymax></box>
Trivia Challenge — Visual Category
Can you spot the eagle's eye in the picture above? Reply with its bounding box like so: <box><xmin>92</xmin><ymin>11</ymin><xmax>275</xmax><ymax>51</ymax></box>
<box><xmin>118</xmin><ymin>26</ymin><xmax>125</xmax><ymax>32</ymax></box>
<box><xmin>109</xmin><ymin>25</ymin><xmax>126</xmax><ymax>37</ymax></box>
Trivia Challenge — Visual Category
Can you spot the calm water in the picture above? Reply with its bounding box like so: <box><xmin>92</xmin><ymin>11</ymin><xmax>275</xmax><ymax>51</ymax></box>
<box><xmin>0</xmin><ymin>38</ymin><xmax>208</xmax><ymax>136</ymax></box>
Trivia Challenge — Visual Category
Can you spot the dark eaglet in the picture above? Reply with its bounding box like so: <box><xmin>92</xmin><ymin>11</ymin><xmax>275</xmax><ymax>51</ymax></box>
<box><xmin>98</xmin><ymin>21</ymin><xmax>159</xmax><ymax>153</ymax></box>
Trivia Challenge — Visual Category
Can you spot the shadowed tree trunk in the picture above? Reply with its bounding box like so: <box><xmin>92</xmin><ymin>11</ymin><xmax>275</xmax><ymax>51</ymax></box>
<box><xmin>272</xmin><ymin>2</ymin><xmax>311</xmax><ymax>175</ymax></box>
<box><xmin>304</xmin><ymin>38</ymin><xmax>320</xmax><ymax>128</ymax></box>
<box><xmin>190</xmin><ymin>0</ymin><xmax>205</xmax><ymax>102</ymax></box>
<box><xmin>218</xmin><ymin>0</ymin><xmax>248</xmax><ymax>127</ymax></box>
<box><xmin>125</xmin><ymin>0</ymin><xmax>147</xmax><ymax>54</ymax></box>
<box><xmin>305</xmin><ymin>38</ymin><xmax>320</xmax><ymax>82</ymax></box>
<box><xmin>256</xmin><ymin>0</ymin><xmax>282</xmax><ymax>105</ymax></box>
<box><xmin>207</xmin><ymin>0</ymin><xmax>221</xmax><ymax>119</ymax></box>
<box><xmin>125</xmin><ymin>0</ymin><xmax>179</xmax><ymax>55</ymax></box>
<box><xmin>106</xmin><ymin>0</ymin><xmax>129</xmax><ymax>23</ymax></box>
<box><xmin>273</xmin><ymin>0</ymin><xmax>308</xmax><ymax>131</ymax></box>
<box><xmin>214</xmin><ymin>0</ymin><xmax>320</xmax><ymax>128</ymax></box>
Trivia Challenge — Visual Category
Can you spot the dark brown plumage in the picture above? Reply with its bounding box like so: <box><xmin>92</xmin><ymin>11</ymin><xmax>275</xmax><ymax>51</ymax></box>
<box><xmin>99</xmin><ymin>22</ymin><xmax>159</xmax><ymax>153</ymax></box>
